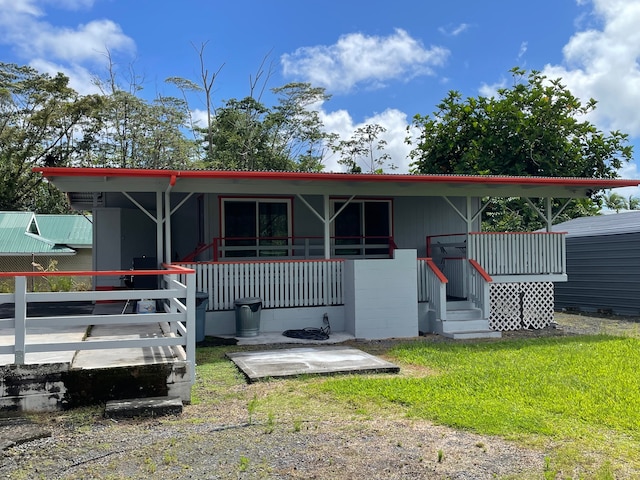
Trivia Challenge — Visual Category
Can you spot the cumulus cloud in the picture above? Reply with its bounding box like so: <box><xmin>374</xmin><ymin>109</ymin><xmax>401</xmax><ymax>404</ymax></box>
<box><xmin>319</xmin><ymin>107</ymin><xmax>414</xmax><ymax>173</ymax></box>
<box><xmin>0</xmin><ymin>0</ymin><xmax>134</xmax><ymax>80</ymax></box>
<box><xmin>281</xmin><ymin>29</ymin><xmax>449</xmax><ymax>93</ymax></box>
<box><xmin>541</xmin><ymin>0</ymin><xmax>640</xmax><ymax>137</ymax></box>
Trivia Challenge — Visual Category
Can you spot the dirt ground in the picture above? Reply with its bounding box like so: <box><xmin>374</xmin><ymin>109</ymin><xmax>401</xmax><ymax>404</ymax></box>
<box><xmin>0</xmin><ymin>311</ymin><xmax>638</xmax><ymax>479</ymax></box>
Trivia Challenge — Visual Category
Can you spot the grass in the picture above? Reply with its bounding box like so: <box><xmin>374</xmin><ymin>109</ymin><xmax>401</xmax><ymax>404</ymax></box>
<box><xmin>317</xmin><ymin>335</ymin><xmax>640</xmax><ymax>476</ymax></box>
<box><xmin>188</xmin><ymin>334</ymin><xmax>640</xmax><ymax>477</ymax></box>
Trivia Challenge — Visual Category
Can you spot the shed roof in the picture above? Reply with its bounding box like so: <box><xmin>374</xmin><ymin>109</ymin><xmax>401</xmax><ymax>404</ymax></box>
<box><xmin>551</xmin><ymin>211</ymin><xmax>640</xmax><ymax>238</ymax></box>
<box><xmin>0</xmin><ymin>212</ymin><xmax>91</xmax><ymax>255</ymax></box>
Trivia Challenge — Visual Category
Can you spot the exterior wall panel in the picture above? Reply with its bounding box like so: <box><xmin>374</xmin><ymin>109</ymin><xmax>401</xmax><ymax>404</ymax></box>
<box><xmin>555</xmin><ymin>232</ymin><xmax>640</xmax><ymax>315</ymax></box>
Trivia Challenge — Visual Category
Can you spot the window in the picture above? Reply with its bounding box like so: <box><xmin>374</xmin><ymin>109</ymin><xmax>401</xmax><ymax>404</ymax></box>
<box><xmin>332</xmin><ymin>199</ymin><xmax>392</xmax><ymax>256</ymax></box>
<box><xmin>222</xmin><ymin>198</ymin><xmax>291</xmax><ymax>258</ymax></box>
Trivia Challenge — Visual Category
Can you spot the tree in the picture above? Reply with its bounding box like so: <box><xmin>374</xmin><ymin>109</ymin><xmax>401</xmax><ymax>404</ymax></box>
<box><xmin>407</xmin><ymin>67</ymin><xmax>634</xmax><ymax>230</ymax></box>
<box><xmin>0</xmin><ymin>63</ymin><xmax>102</xmax><ymax>212</ymax></box>
<box><xmin>331</xmin><ymin>124</ymin><xmax>393</xmax><ymax>173</ymax></box>
<box><xmin>88</xmin><ymin>55</ymin><xmax>198</xmax><ymax>169</ymax></box>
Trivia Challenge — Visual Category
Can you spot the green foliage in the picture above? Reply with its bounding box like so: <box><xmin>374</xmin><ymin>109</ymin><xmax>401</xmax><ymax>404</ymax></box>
<box><xmin>0</xmin><ymin>62</ymin><xmax>101</xmax><ymax>212</ymax></box>
<box><xmin>203</xmin><ymin>83</ymin><xmax>334</xmax><ymax>171</ymax></box>
<box><xmin>320</xmin><ymin>336</ymin><xmax>640</xmax><ymax>472</ymax></box>
<box><xmin>408</xmin><ymin>67</ymin><xmax>633</xmax><ymax>179</ymax></box>
<box><xmin>331</xmin><ymin>123</ymin><xmax>394</xmax><ymax>173</ymax></box>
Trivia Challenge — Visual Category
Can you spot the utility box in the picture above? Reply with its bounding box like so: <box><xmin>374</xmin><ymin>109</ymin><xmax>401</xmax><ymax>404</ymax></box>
<box><xmin>234</xmin><ymin>297</ymin><xmax>262</xmax><ymax>337</ymax></box>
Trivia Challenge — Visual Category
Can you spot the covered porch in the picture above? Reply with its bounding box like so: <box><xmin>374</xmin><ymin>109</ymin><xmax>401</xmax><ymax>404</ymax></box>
<box><xmin>33</xmin><ymin>167</ymin><xmax>640</xmax><ymax>341</ymax></box>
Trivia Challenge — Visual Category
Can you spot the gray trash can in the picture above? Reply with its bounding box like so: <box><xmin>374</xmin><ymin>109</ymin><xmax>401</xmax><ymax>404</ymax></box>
<box><xmin>234</xmin><ymin>297</ymin><xmax>262</xmax><ymax>337</ymax></box>
<box><xmin>195</xmin><ymin>292</ymin><xmax>209</xmax><ymax>343</ymax></box>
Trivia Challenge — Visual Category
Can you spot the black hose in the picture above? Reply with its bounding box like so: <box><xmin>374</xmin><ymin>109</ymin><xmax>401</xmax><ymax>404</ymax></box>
<box><xmin>282</xmin><ymin>326</ymin><xmax>330</xmax><ymax>340</ymax></box>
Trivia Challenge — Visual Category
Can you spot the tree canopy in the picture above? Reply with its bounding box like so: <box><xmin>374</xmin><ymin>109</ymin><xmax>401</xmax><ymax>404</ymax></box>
<box><xmin>407</xmin><ymin>68</ymin><xmax>633</xmax><ymax>179</ymax></box>
<box><xmin>0</xmin><ymin>63</ymin><xmax>102</xmax><ymax>212</ymax></box>
<box><xmin>407</xmin><ymin>67</ymin><xmax>635</xmax><ymax>230</ymax></box>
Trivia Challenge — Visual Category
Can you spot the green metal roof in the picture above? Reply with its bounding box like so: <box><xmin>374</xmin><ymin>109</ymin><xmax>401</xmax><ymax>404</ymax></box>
<box><xmin>35</xmin><ymin>214</ymin><xmax>92</xmax><ymax>248</ymax></box>
<box><xmin>0</xmin><ymin>212</ymin><xmax>92</xmax><ymax>256</ymax></box>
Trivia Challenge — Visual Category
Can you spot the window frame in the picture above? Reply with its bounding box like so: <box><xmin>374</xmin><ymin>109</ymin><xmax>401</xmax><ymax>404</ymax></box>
<box><xmin>330</xmin><ymin>198</ymin><xmax>393</xmax><ymax>257</ymax></box>
<box><xmin>219</xmin><ymin>196</ymin><xmax>293</xmax><ymax>259</ymax></box>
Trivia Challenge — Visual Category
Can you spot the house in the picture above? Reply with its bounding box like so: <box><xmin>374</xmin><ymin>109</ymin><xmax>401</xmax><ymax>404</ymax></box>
<box><xmin>551</xmin><ymin>211</ymin><xmax>640</xmax><ymax>316</ymax></box>
<box><xmin>0</xmin><ymin>212</ymin><xmax>92</xmax><ymax>288</ymax></box>
<box><xmin>33</xmin><ymin>167</ymin><xmax>639</xmax><ymax>340</ymax></box>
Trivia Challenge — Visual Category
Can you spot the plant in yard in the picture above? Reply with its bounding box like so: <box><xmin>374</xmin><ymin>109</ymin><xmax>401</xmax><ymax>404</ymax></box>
<box><xmin>247</xmin><ymin>394</ymin><xmax>258</xmax><ymax>425</ymax></box>
<box><xmin>238</xmin><ymin>455</ymin><xmax>250</xmax><ymax>472</ymax></box>
<box><xmin>264</xmin><ymin>411</ymin><xmax>275</xmax><ymax>434</ymax></box>
<box><xmin>437</xmin><ymin>449</ymin><xmax>444</xmax><ymax>463</ymax></box>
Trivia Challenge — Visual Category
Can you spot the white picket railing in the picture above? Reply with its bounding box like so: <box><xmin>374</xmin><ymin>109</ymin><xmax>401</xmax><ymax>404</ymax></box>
<box><xmin>467</xmin><ymin>259</ymin><xmax>492</xmax><ymax>319</ymax></box>
<box><xmin>0</xmin><ymin>265</ymin><xmax>196</xmax><ymax>382</ymax></box>
<box><xmin>468</xmin><ymin>232</ymin><xmax>566</xmax><ymax>276</ymax></box>
<box><xmin>417</xmin><ymin>258</ymin><xmax>448</xmax><ymax>320</ymax></box>
<box><xmin>178</xmin><ymin>259</ymin><xmax>344</xmax><ymax>310</ymax></box>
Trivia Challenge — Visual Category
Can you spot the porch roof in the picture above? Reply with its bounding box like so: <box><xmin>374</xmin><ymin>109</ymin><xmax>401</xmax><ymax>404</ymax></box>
<box><xmin>34</xmin><ymin>167</ymin><xmax>640</xmax><ymax>199</ymax></box>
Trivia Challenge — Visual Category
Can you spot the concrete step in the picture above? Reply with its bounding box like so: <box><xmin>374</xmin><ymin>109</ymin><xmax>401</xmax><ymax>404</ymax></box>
<box><xmin>104</xmin><ymin>395</ymin><xmax>183</xmax><ymax>419</ymax></box>
<box><xmin>441</xmin><ymin>330</ymin><xmax>502</xmax><ymax>340</ymax></box>
<box><xmin>446</xmin><ymin>308</ymin><xmax>483</xmax><ymax>321</ymax></box>
<box><xmin>441</xmin><ymin>319</ymin><xmax>492</xmax><ymax>332</ymax></box>
<box><xmin>446</xmin><ymin>300</ymin><xmax>474</xmax><ymax>310</ymax></box>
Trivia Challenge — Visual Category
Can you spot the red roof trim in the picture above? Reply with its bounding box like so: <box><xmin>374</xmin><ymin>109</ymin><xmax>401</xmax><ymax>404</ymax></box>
<box><xmin>33</xmin><ymin>167</ymin><xmax>640</xmax><ymax>188</ymax></box>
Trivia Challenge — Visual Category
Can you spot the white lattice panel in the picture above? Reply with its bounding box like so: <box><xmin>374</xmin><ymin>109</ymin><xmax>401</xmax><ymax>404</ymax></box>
<box><xmin>489</xmin><ymin>283</ymin><xmax>521</xmax><ymax>331</ymax></box>
<box><xmin>521</xmin><ymin>282</ymin><xmax>554</xmax><ymax>329</ymax></box>
<box><xmin>489</xmin><ymin>282</ymin><xmax>554</xmax><ymax>331</ymax></box>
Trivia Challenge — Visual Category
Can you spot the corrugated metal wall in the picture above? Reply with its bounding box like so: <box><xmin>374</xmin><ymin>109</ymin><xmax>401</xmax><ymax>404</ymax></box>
<box><xmin>554</xmin><ymin>232</ymin><xmax>640</xmax><ymax>315</ymax></box>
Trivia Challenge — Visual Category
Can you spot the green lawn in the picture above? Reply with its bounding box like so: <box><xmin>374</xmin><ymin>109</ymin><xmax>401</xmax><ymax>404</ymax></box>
<box><xmin>194</xmin><ymin>334</ymin><xmax>640</xmax><ymax>478</ymax></box>
<box><xmin>318</xmin><ymin>335</ymin><xmax>640</xmax><ymax>477</ymax></box>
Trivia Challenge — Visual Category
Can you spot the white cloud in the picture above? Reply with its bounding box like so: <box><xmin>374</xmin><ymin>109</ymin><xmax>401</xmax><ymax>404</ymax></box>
<box><xmin>281</xmin><ymin>29</ymin><xmax>449</xmax><ymax>93</ymax></box>
<box><xmin>29</xmin><ymin>58</ymin><xmax>99</xmax><ymax>95</ymax></box>
<box><xmin>541</xmin><ymin>0</ymin><xmax>640</xmax><ymax>137</ymax></box>
<box><xmin>0</xmin><ymin>0</ymin><xmax>135</xmax><ymax>80</ymax></box>
<box><xmin>319</xmin><ymin>106</ymin><xmax>413</xmax><ymax>173</ymax></box>
<box><xmin>439</xmin><ymin>23</ymin><xmax>470</xmax><ymax>37</ymax></box>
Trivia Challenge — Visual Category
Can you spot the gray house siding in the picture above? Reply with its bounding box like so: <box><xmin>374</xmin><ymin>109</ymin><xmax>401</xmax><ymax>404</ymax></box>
<box><xmin>553</xmin><ymin>212</ymin><xmax>640</xmax><ymax>316</ymax></box>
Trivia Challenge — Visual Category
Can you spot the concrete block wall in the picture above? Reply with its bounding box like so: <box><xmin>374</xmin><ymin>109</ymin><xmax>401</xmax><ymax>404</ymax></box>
<box><xmin>343</xmin><ymin>249</ymin><xmax>419</xmax><ymax>339</ymax></box>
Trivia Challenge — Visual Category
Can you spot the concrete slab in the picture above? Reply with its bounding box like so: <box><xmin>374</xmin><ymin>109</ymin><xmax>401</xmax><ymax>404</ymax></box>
<box><xmin>72</xmin><ymin>322</ymin><xmax>179</xmax><ymax>369</ymax></box>
<box><xmin>104</xmin><ymin>396</ymin><xmax>183</xmax><ymax>418</ymax></box>
<box><xmin>226</xmin><ymin>346</ymin><xmax>400</xmax><ymax>382</ymax></box>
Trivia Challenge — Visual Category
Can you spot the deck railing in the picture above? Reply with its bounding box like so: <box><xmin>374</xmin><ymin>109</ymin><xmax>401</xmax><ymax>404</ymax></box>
<box><xmin>0</xmin><ymin>265</ymin><xmax>196</xmax><ymax>381</ymax></box>
<box><xmin>468</xmin><ymin>232</ymin><xmax>566</xmax><ymax>276</ymax></box>
<box><xmin>177</xmin><ymin>259</ymin><xmax>344</xmax><ymax>310</ymax></box>
<box><xmin>417</xmin><ymin>258</ymin><xmax>448</xmax><ymax>320</ymax></box>
<box><xmin>428</xmin><ymin>231</ymin><xmax>566</xmax><ymax>277</ymax></box>
<box><xmin>468</xmin><ymin>259</ymin><xmax>492</xmax><ymax>318</ymax></box>
<box><xmin>183</xmin><ymin>236</ymin><xmax>395</xmax><ymax>262</ymax></box>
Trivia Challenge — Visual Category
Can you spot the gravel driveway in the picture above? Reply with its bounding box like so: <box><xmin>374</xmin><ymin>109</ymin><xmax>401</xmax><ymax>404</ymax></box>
<box><xmin>1</xmin><ymin>312</ymin><xmax>637</xmax><ymax>479</ymax></box>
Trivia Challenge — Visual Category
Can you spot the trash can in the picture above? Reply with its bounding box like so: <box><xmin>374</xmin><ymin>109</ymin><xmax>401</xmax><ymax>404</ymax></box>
<box><xmin>234</xmin><ymin>297</ymin><xmax>262</xmax><ymax>337</ymax></box>
<box><xmin>195</xmin><ymin>292</ymin><xmax>209</xmax><ymax>342</ymax></box>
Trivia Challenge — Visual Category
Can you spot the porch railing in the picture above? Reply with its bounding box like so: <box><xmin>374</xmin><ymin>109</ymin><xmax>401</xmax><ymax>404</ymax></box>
<box><xmin>468</xmin><ymin>232</ymin><xmax>566</xmax><ymax>276</ymax></box>
<box><xmin>177</xmin><ymin>259</ymin><xmax>344</xmax><ymax>310</ymax></box>
<box><xmin>417</xmin><ymin>258</ymin><xmax>448</xmax><ymax>321</ymax></box>
<box><xmin>182</xmin><ymin>236</ymin><xmax>396</xmax><ymax>262</ymax></box>
<box><xmin>468</xmin><ymin>259</ymin><xmax>492</xmax><ymax>319</ymax></box>
<box><xmin>0</xmin><ymin>265</ymin><xmax>196</xmax><ymax>382</ymax></box>
<box><xmin>428</xmin><ymin>231</ymin><xmax>566</xmax><ymax>277</ymax></box>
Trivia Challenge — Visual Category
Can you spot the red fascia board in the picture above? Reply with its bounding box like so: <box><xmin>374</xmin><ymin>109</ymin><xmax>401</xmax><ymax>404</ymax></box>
<box><xmin>32</xmin><ymin>167</ymin><xmax>640</xmax><ymax>189</ymax></box>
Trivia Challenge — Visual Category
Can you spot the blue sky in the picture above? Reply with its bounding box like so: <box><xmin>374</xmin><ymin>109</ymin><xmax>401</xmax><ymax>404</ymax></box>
<box><xmin>2</xmin><ymin>0</ymin><xmax>640</xmax><ymax>196</ymax></box>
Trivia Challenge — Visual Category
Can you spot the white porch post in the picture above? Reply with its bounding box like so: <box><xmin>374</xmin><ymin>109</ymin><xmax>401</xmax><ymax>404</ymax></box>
<box><xmin>156</xmin><ymin>191</ymin><xmax>163</xmax><ymax>265</ymax></box>
<box><xmin>324</xmin><ymin>194</ymin><xmax>331</xmax><ymax>259</ymax></box>
<box><xmin>14</xmin><ymin>275</ymin><xmax>27</xmax><ymax>365</ymax></box>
